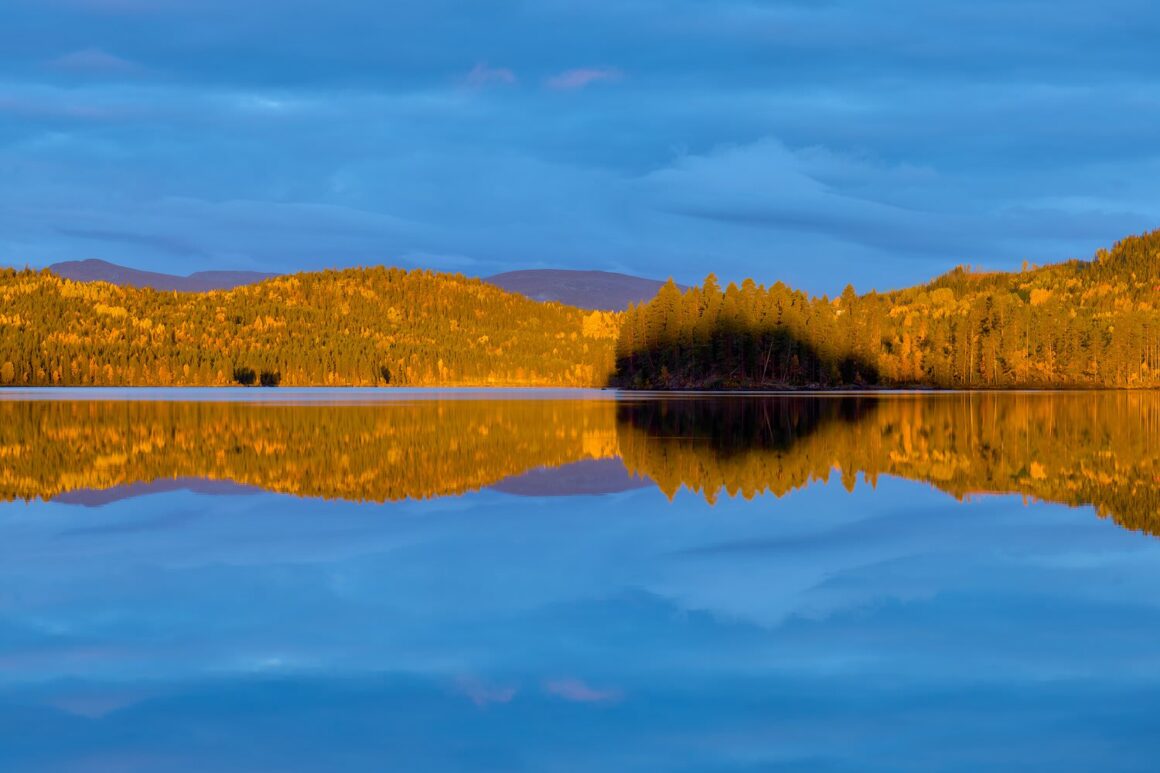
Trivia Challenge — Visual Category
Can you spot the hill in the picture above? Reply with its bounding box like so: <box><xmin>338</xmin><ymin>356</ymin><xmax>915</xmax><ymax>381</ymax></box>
<box><xmin>615</xmin><ymin>229</ymin><xmax>1160</xmax><ymax>389</ymax></box>
<box><xmin>45</xmin><ymin>261</ymin><xmax>673</xmax><ymax>312</ymax></box>
<box><xmin>48</xmin><ymin>259</ymin><xmax>274</xmax><ymax>292</ymax></box>
<box><xmin>4</xmin><ymin>229</ymin><xmax>1158</xmax><ymax>390</ymax></box>
<box><xmin>0</xmin><ymin>266</ymin><xmax>619</xmax><ymax>386</ymax></box>
<box><xmin>485</xmin><ymin>269</ymin><xmax>677</xmax><ymax>311</ymax></box>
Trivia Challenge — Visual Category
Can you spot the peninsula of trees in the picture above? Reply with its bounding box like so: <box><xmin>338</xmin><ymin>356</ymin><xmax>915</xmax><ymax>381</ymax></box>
<box><xmin>616</xmin><ymin>230</ymin><xmax>1160</xmax><ymax>389</ymax></box>
<box><xmin>617</xmin><ymin>227</ymin><xmax>1160</xmax><ymax>385</ymax></box>
<box><xmin>0</xmin><ymin>229</ymin><xmax>1157</xmax><ymax>389</ymax></box>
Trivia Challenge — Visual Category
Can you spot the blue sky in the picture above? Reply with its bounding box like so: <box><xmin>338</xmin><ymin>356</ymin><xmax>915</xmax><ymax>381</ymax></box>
<box><xmin>1</xmin><ymin>0</ymin><xmax>1158</xmax><ymax>293</ymax></box>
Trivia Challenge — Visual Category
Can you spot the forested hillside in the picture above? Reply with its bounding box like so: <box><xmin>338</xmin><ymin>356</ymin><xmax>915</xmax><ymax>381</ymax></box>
<box><xmin>2</xmin><ymin>230</ymin><xmax>1158</xmax><ymax>389</ymax></box>
<box><xmin>0</xmin><ymin>267</ymin><xmax>619</xmax><ymax>386</ymax></box>
<box><xmin>616</xmin><ymin>230</ymin><xmax>1160</xmax><ymax>389</ymax></box>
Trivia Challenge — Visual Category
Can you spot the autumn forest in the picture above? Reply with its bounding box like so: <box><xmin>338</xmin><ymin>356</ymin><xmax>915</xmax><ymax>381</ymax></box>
<box><xmin>0</xmin><ymin>229</ymin><xmax>1158</xmax><ymax>389</ymax></box>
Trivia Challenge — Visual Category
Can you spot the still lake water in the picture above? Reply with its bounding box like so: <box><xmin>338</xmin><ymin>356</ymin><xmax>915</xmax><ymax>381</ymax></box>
<box><xmin>1</xmin><ymin>388</ymin><xmax>1159</xmax><ymax>772</ymax></box>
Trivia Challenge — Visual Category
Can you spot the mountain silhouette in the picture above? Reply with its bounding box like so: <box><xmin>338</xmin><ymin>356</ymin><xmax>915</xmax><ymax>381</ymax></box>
<box><xmin>48</xmin><ymin>259</ymin><xmax>275</xmax><ymax>292</ymax></box>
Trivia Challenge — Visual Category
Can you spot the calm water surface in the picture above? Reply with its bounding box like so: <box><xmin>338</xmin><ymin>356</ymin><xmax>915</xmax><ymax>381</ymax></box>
<box><xmin>1</xmin><ymin>389</ymin><xmax>1159</xmax><ymax>772</ymax></box>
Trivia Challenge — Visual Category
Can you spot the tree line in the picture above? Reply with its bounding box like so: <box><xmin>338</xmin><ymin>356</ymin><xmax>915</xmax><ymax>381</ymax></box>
<box><xmin>0</xmin><ymin>266</ymin><xmax>619</xmax><ymax>387</ymax></box>
<box><xmin>614</xmin><ymin>230</ymin><xmax>1160</xmax><ymax>389</ymax></box>
<box><xmin>0</xmin><ymin>230</ymin><xmax>1157</xmax><ymax>390</ymax></box>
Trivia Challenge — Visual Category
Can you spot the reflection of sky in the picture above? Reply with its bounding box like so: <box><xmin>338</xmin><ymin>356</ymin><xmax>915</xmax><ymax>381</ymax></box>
<box><xmin>2</xmin><ymin>478</ymin><xmax>1160</xmax><ymax>770</ymax></box>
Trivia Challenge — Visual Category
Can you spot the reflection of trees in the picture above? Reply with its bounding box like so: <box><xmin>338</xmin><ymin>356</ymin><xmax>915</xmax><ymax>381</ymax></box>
<box><xmin>0</xmin><ymin>400</ymin><xmax>619</xmax><ymax>503</ymax></box>
<box><xmin>615</xmin><ymin>396</ymin><xmax>878</xmax><ymax>500</ymax></box>
<box><xmin>3</xmin><ymin>394</ymin><xmax>1157</xmax><ymax>536</ymax></box>
<box><xmin>616</xmin><ymin>393</ymin><xmax>1160</xmax><ymax>535</ymax></box>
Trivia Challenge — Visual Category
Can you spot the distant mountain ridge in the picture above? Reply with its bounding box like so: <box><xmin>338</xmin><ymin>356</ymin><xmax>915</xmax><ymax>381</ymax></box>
<box><xmin>48</xmin><ymin>259</ymin><xmax>275</xmax><ymax>292</ymax></box>
<box><xmin>44</xmin><ymin>259</ymin><xmax>670</xmax><ymax>310</ymax></box>
<box><xmin>485</xmin><ymin>269</ymin><xmax>678</xmax><ymax>311</ymax></box>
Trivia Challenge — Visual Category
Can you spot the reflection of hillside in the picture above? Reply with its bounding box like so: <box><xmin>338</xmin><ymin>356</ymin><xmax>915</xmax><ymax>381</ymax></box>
<box><xmin>615</xmin><ymin>396</ymin><xmax>878</xmax><ymax>501</ymax></box>
<box><xmin>616</xmin><ymin>393</ymin><xmax>1160</xmax><ymax>535</ymax></box>
<box><xmin>0</xmin><ymin>400</ymin><xmax>619</xmax><ymax>503</ymax></box>
<box><xmin>3</xmin><ymin>394</ymin><xmax>1157</xmax><ymax>529</ymax></box>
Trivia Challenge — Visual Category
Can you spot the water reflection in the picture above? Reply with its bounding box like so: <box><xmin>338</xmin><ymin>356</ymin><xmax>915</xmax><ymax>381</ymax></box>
<box><xmin>2</xmin><ymin>392</ymin><xmax>1156</xmax><ymax>533</ymax></box>
<box><xmin>619</xmin><ymin>392</ymin><xmax>1160</xmax><ymax>535</ymax></box>
<box><xmin>2</xmin><ymin>391</ymin><xmax>1160</xmax><ymax>771</ymax></box>
<box><xmin>0</xmin><ymin>398</ymin><xmax>620</xmax><ymax>503</ymax></box>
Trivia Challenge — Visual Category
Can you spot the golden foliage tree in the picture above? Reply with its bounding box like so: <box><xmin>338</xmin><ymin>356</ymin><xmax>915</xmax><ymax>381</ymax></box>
<box><xmin>615</xmin><ymin>231</ymin><xmax>1160</xmax><ymax>389</ymax></box>
<box><xmin>0</xmin><ymin>266</ymin><xmax>617</xmax><ymax>387</ymax></box>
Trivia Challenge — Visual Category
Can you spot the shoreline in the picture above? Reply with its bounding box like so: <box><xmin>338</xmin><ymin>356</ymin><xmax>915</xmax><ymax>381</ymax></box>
<box><xmin>0</xmin><ymin>384</ymin><xmax>1155</xmax><ymax>401</ymax></box>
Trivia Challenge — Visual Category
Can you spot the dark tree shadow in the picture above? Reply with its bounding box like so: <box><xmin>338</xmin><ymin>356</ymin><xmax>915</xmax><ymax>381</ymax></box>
<box><xmin>613</xmin><ymin>395</ymin><xmax>880</xmax><ymax>501</ymax></box>
<box><xmin>616</xmin><ymin>395</ymin><xmax>879</xmax><ymax>457</ymax></box>
<box><xmin>610</xmin><ymin>320</ymin><xmax>882</xmax><ymax>390</ymax></box>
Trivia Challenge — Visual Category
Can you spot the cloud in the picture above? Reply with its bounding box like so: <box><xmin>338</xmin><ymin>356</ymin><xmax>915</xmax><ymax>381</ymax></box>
<box><xmin>545</xmin><ymin>67</ymin><xmax>622</xmax><ymax>90</ymax></box>
<box><xmin>543</xmin><ymin>678</ymin><xmax>622</xmax><ymax>703</ymax></box>
<box><xmin>463</xmin><ymin>62</ymin><xmax>516</xmax><ymax>89</ymax></box>
<box><xmin>46</xmin><ymin>687</ymin><xmax>156</xmax><ymax>718</ymax></box>
<box><xmin>639</xmin><ymin>137</ymin><xmax>971</xmax><ymax>257</ymax></box>
<box><xmin>55</xmin><ymin>226</ymin><xmax>203</xmax><ymax>258</ymax></box>
<box><xmin>49</xmin><ymin>47</ymin><xmax>141</xmax><ymax>74</ymax></box>
<box><xmin>455</xmin><ymin>676</ymin><xmax>517</xmax><ymax>707</ymax></box>
<box><xmin>61</xmin><ymin>0</ymin><xmax>180</xmax><ymax>12</ymax></box>
<box><xmin>636</xmin><ymin>136</ymin><xmax>1151</xmax><ymax>273</ymax></box>
<box><xmin>3</xmin><ymin>0</ymin><xmax>1160</xmax><ymax>292</ymax></box>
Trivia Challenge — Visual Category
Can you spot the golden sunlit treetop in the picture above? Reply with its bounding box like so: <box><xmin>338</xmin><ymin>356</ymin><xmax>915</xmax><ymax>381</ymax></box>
<box><xmin>0</xmin><ymin>266</ymin><xmax>618</xmax><ymax>387</ymax></box>
<box><xmin>615</xmin><ymin>230</ymin><xmax>1160</xmax><ymax>389</ymax></box>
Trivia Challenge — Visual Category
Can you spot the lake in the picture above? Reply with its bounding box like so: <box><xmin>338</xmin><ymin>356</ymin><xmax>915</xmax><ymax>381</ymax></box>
<box><xmin>1</xmin><ymin>389</ymin><xmax>1159</xmax><ymax>771</ymax></box>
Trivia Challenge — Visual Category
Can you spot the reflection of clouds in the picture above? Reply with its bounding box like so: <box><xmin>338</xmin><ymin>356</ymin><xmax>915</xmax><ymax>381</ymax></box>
<box><xmin>2</xmin><ymin>477</ymin><xmax>1160</xmax><ymax>768</ymax></box>
<box><xmin>2</xmin><ymin>478</ymin><xmax>1159</xmax><ymax>690</ymax></box>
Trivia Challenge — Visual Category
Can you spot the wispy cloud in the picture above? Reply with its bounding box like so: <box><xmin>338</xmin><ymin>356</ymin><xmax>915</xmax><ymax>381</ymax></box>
<box><xmin>545</xmin><ymin>67</ymin><xmax>622</xmax><ymax>91</ymax></box>
<box><xmin>63</xmin><ymin>0</ymin><xmax>179</xmax><ymax>13</ymax></box>
<box><xmin>4</xmin><ymin>0</ymin><xmax>1159</xmax><ymax>291</ymax></box>
<box><xmin>463</xmin><ymin>62</ymin><xmax>516</xmax><ymax>89</ymax></box>
<box><xmin>455</xmin><ymin>676</ymin><xmax>517</xmax><ymax>707</ymax></box>
<box><xmin>49</xmin><ymin>47</ymin><xmax>141</xmax><ymax>74</ymax></box>
<box><xmin>544</xmin><ymin>678</ymin><xmax>622</xmax><ymax>703</ymax></box>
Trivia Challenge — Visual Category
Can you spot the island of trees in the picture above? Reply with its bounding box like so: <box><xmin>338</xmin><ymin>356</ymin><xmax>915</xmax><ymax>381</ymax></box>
<box><xmin>0</xmin><ymin>228</ymin><xmax>1157</xmax><ymax>389</ymax></box>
